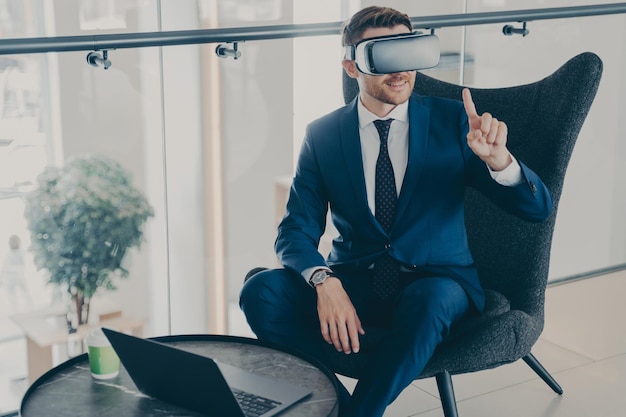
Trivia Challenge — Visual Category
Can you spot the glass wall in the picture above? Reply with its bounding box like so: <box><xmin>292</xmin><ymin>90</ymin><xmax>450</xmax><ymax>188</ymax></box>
<box><xmin>0</xmin><ymin>1</ymin><xmax>169</xmax><ymax>412</ymax></box>
<box><xmin>0</xmin><ymin>0</ymin><xmax>624</xmax><ymax>412</ymax></box>
<box><xmin>330</xmin><ymin>0</ymin><xmax>626</xmax><ymax>279</ymax></box>
<box><xmin>462</xmin><ymin>0</ymin><xmax>626</xmax><ymax>279</ymax></box>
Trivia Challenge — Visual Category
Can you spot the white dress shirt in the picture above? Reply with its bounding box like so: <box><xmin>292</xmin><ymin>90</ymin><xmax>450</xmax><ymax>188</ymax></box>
<box><xmin>357</xmin><ymin>99</ymin><xmax>410</xmax><ymax>216</ymax></box>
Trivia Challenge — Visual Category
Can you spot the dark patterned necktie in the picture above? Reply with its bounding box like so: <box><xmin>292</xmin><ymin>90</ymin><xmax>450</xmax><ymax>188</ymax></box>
<box><xmin>373</xmin><ymin>119</ymin><xmax>400</xmax><ymax>299</ymax></box>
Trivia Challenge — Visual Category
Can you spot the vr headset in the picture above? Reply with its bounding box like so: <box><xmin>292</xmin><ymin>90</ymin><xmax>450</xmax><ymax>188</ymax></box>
<box><xmin>343</xmin><ymin>31</ymin><xmax>440</xmax><ymax>75</ymax></box>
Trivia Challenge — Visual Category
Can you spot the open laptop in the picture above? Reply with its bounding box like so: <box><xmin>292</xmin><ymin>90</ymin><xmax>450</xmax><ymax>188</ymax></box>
<box><xmin>101</xmin><ymin>328</ymin><xmax>312</xmax><ymax>417</ymax></box>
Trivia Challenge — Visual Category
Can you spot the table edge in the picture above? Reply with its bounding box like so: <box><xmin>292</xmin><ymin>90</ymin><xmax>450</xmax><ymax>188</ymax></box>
<box><xmin>21</xmin><ymin>333</ymin><xmax>340</xmax><ymax>416</ymax></box>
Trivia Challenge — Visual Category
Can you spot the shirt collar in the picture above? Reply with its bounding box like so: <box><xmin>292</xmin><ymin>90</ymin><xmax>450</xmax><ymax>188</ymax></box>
<box><xmin>357</xmin><ymin>96</ymin><xmax>409</xmax><ymax>129</ymax></box>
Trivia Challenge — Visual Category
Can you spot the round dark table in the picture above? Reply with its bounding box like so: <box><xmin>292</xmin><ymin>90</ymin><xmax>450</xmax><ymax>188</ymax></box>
<box><xmin>20</xmin><ymin>334</ymin><xmax>339</xmax><ymax>417</ymax></box>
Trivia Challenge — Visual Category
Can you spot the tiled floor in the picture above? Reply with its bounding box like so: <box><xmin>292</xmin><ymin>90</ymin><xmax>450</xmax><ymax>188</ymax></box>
<box><xmin>1</xmin><ymin>270</ymin><xmax>625</xmax><ymax>416</ymax></box>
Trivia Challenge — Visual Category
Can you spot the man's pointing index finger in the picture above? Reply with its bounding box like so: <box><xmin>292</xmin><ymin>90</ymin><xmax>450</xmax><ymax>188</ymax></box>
<box><xmin>462</xmin><ymin>88</ymin><xmax>479</xmax><ymax>120</ymax></box>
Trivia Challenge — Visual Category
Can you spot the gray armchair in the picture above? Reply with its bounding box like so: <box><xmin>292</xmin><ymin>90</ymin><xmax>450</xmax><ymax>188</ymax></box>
<box><xmin>245</xmin><ymin>52</ymin><xmax>602</xmax><ymax>417</ymax></box>
<box><xmin>335</xmin><ymin>51</ymin><xmax>603</xmax><ymax>417</ymax></box>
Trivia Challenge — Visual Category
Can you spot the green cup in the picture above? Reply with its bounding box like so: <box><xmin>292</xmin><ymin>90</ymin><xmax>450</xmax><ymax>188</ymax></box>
<box><xmin>86</xmin><ymin>328</ymin><xmax>120</xmax><ymax>379</ymax></box>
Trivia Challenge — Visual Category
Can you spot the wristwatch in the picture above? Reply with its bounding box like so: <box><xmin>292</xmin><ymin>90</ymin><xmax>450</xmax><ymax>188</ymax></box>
<box><xmin>309</xmin><ymin>269</ymin><xmax>332</xmax><ymax>288</ymax></box>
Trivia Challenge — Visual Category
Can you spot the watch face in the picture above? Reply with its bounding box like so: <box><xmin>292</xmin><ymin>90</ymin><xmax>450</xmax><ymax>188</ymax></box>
<box><xmin>312</xmin><ymin>271</ymin><xmax>328</xmax><ymax>285</ymax></box>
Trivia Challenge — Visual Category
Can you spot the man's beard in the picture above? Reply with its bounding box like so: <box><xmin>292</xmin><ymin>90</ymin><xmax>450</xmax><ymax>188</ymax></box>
<box><xmin>364</xmin><ymin>74</ymin><xmax>415</xmax><ymax>105</ymax></box>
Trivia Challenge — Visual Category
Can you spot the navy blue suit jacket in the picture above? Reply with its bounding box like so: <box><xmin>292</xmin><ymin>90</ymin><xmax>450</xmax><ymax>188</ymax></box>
<box><xmin>276</xmin><ymin>92</ymin><xmax>552</xmax><ymax>311</ymax></box>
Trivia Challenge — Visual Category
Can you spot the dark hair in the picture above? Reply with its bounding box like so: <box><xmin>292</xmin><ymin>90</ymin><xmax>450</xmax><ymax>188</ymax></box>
<box><xmin>341</xmin><ymin>6</ymin><xmax>412</xmax><ymax>46</ymax></box>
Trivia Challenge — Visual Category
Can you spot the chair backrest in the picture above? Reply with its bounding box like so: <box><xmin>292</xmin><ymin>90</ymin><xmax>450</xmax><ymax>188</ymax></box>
<box><xmin>343</xmin><ymin>53</ymin><xmax>603</xmax><ymax>317</ymax></box>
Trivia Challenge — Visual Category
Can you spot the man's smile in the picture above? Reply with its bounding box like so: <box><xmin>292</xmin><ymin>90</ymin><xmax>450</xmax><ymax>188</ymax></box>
<box><xmin>385</xmin><ymin>78</ymin><xmax>409</xmax><ymax>88</ymax></box>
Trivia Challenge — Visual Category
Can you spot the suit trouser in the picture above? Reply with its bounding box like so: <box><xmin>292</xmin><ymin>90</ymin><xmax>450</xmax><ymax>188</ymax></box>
<box><xmin>239</xmin><ymin>267</ymin><xmax>470</xmax><ymax>417</ymax></box>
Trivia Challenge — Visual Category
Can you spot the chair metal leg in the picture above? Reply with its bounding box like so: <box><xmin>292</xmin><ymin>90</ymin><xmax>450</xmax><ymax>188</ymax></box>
<box><xmin>522</xmin><ymin>353</ymin><xmax>564</xmax><ymax>395</ymax></box>
<box><xmin>435</xmin><ymin>371</ymin><xmax>459</xmax><ymax>417</ymax></box>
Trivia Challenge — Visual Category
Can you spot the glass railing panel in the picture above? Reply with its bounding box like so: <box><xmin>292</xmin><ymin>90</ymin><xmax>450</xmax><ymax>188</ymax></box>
<box><xmin>464</xmin><ymin>0</ymin><xmax>626</xmax><ymax>279</ymax></box>
<box><xmin>0</xmin><ymin>1</ymin><xmax>167</xmax><ymax>412</ymax></box>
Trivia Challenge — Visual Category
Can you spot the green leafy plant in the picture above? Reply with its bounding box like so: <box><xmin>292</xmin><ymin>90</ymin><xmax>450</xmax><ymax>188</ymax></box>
<box><xmin>24</xmin><ymin>154</ymin><xmax>154</xmax><ymax>324</ymax></box>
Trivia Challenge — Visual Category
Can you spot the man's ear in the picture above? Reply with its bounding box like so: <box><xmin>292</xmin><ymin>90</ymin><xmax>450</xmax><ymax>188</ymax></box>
<box><xmin>342</xmin><ymin>59</ymin><xmax>359</xmax><ymax>79</ymax></box>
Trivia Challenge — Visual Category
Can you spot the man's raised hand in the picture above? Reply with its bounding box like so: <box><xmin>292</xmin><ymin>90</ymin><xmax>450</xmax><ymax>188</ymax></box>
<box><xmin>462</xmin><ymin>88</ymin><xmax>512</xmax><ymax>171</ymax></box>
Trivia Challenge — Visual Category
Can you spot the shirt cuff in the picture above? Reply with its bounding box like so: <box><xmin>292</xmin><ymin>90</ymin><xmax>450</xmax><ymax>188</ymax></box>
<box><xmin>488</xmin><ymin>155</ymin><xmax>523</xmax><ymax>186</ymax></box>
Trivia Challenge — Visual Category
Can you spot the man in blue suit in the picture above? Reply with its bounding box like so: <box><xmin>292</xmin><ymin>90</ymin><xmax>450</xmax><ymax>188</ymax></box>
<box><xmin>240</xmin><ymin>6</ymin><xmax>552</xmax><ymax>417</ymax></box>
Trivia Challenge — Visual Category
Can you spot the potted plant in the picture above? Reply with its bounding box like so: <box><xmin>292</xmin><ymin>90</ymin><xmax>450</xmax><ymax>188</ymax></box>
<box><xmin>23</xmin><ymin>154</ymin><xmax>154</xmax><ymax>327</ymax></box>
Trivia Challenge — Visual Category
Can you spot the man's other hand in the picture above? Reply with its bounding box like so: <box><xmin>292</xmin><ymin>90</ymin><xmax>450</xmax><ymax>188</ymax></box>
<box><xmin>315</xmin><ymin>277</ymin><xmax>365</xmax><ymax>354</ymax></box>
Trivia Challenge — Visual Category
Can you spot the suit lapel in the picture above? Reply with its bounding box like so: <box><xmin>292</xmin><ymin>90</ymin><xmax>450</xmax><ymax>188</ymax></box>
<box><xmin>395</xmin><ymin>95</ymin><xmax>430</xmax><ymax>224</ymax></box>
<box><xmin>339</xmin><ymin>99</ymin><xmax>376</xmax><ymax>223</ymax></box>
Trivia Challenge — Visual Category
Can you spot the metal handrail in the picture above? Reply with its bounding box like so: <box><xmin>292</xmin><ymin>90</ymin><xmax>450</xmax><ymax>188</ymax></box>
<box><xmin>0</xmin><ymin>3</ymin><xmax>625</xmax><ymax>55</ymax></box>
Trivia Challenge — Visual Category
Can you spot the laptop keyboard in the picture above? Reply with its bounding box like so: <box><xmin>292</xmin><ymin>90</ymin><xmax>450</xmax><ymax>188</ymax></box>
<box><xmin>233</xmin><ymin>389</ymin><xmax>282</xmax><ymax>417</ymax></box>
